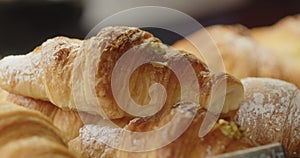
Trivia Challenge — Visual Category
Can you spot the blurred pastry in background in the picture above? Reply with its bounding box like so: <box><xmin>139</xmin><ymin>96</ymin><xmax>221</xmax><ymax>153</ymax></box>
<box><xmin>173</xmin><ymin>15</ymin><xmax>300</xmax><ymax>88</ymax></box>
<box><xmin>251</xmin><ymin>14</ymin><xmax>300</xmax><ymax>58</ymax></box>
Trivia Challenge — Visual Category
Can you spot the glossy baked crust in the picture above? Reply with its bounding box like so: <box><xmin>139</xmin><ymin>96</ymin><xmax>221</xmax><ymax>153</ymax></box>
<box><xmin>69</xmin><ymin>103</ymin><xmax>252</xmax><ymax>158</ymax></box>
<box><xmin>0</xmin><ymin>26</ymin><xmax>244</xmax><ymax>119</ymax></box>
<box><xmin>0</xmin><ymin>90</ymin><xmax>74</xmax><ymax>158</ymax></box>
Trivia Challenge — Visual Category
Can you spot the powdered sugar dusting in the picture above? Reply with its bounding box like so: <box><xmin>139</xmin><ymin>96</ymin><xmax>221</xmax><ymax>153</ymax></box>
<box><xmin>0</xmin><ymin>52</ymin><xmax>47</xmax><ymax>100</ymax></box>
<box><xmin>80</xmin><ymin>125</ymin><xmax>123</xmax><ymax>148</ymax></box>
<box><xmin>253</xmin><ymin>93</ymin><xmax>264</xmax><ymax>105</ymax></box>
<box><xmin>237</xmin><ymin>77</ymin><xmax>300</xmax><ymax>156</ymax></box>
<box><xmin>287</xmin><ymin>90</ymin><xmax>300</xmax><ymax>156</ymax></box>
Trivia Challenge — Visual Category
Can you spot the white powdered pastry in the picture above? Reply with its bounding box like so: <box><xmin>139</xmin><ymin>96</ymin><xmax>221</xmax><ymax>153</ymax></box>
<box><xmin>237</xmin><ymin>77</ymin><xmax>300</xmax><ymax>157</ymax></box>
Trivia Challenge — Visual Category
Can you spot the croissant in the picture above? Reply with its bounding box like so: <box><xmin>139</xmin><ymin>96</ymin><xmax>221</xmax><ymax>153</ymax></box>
<box><xmin>0</xmin><ymin>92</ymin><xmax>74</xmax><ymax>158</ymax></box>
<box><xmin>251</xmin><ymin>14</ymin><xmax>300</xmax><ymax>58</ymax></box>
<box><xmin>0</xmin><ymin>26</ymin><xmax>244</xmax><ymax>119</ymax></box>
<box><xmin>5</xmin><ymin>92</ymin><xmax>132</xmax><ymax>142</ymax></box>
<box><xmin>172</xmin><ymin>24</ymin><xmax>300</xmax><ymax>88</ymax></box>
<box><xmin>69</xmin><ymin>102</ymin><xmax>253</xmax><ymax>158</ymax></box>
<box><xmin>235</xmin><ymin>77</ymin><xmax>300</xmax><ymax>157</ymax></box>
<box><xmin>0</xmin><ymin>87</ymin><xmax>8</xmax><ymax>101</ymax></box>
<box><xmin>3</xmin><ymin>90</ymin><xmax>251</xmax><ymax>157</ymax></box>
<box><xmin>5</xmin><ymin>92</ymin><xmax>88</xmax><ymax>141</ymax></box>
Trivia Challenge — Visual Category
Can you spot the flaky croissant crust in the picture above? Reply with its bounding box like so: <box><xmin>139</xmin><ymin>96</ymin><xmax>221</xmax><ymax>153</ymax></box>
<box><xmin>0</xmin><ymin>26</ymin><xmax>244</xmax><ymax>119</ymax></box>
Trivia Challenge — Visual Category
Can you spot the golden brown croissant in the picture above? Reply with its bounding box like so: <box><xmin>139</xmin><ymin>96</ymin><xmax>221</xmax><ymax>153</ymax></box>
<box><xmin>5</xmin><ymin>92</ymin><xmax>88</xmax><ymax>142</ymax></box>
<box><xmin>5</xmin><ymin>92</ymin><xmax>132</xmax><ymax>142</ymax></box>
<box><xmin>0</xmin><ymin>26</ymin><xmax>244</xmax><ymax>119</ymax></box>
<box><xmin>69</xmin><ymin>102</ymin><xmax>253</xmax><ymax>158</ymax></box>
<box><xmin>173</xmin><ymin>24</ymin><xmax>300</xmax><ymax>88</ymax></box>
<box><xmin>1</xmin><ymin>137</ymin><xmax>73</xmax><ymax>158</ymax></box>
<box><xmin>0</xmin><ymin>95</ymin><xmax>74</xmax><ymax>158</ymax></box>
<box><xmin>235</xmin><ymin>77</ymin><xmax>300</xmax><ymax>157</ymax></box>
<box><xmin>0</xmin><ymin>87</ymin><xmax>8</xmax><ymax>101</ymax></box>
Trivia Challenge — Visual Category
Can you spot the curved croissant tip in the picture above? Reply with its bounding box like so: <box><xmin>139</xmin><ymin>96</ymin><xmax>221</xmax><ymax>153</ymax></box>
<box><xmin>203</xmin><ymin>73</ymin><xmax>244</xmax><ymax>115</ymax></box>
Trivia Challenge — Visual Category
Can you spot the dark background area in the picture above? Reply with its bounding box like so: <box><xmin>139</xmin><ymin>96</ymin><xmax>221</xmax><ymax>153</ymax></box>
<box><xmin>0</xmin><ymin>0</ymin><xmax>300</xmax><ymax>57</ymax></box>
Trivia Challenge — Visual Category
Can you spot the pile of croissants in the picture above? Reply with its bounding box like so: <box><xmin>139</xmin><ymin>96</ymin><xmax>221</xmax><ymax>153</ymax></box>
<box><xmin>0</xmin><ymin>14</ymin><xmax>299</xmax><ymax>158</ymax></box>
